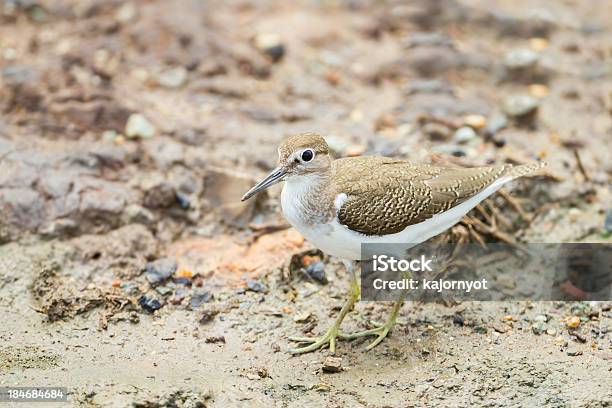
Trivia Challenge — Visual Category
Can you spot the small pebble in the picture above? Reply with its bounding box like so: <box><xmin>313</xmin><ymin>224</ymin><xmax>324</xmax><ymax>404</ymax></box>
<box><xmin>453</xmin><ymin>314</ymin><xmax>465</xmax><ymax>325</ymax></box>
<box><xmin>484</xmin><ymin>114</ymin><xmax>508</xmax><ymax>138</ymax></box>
<box><xmin>190</xmin><ymin>290</ymin><xmax>213</xmax><ymax>309</ymax></box>
<box><xmin>566</xmin><ymin>349</ymin><xmax>583</xmax><ymax>356</ymax></box>
<box><xmin>503</xmin><ymin>95</ymin><xmax>539</xmax><ymax>118</ymax></box>
<box><xmin>305</xmin><ymin>261</ymin><xmax>327</xmax><ymax>284</ymax></box>
<box><xmin>566</xmin><ymin>316</ymin><xmax>581</xmax><ymax>328</ymax></box>
<box><xmin>138</xmin><ymin>295</ymin><xmax>163</xmax><ymax>313</ymax></box>
<box><xmin>529</xmin><ymin>37</ymin><xmax>549</xmax><ymax>51</ymax></box>
<box><xmin>205</xmin><ymin>335</ymin><xmax>226</xmax><ymax>344</ymax></box>
<box><xmin>293</xmin><ymin>311</ymin><xmax>311</xmax><ymax>323</ymax></box>
<box><xmin>453</xmin><ymin>126</ymin><xmax>478</xmax><ymax>144</ymax></box>
<box><xmin>246</xmin><ymin>279</ymin><xmax>267</xmax><ymax>293</ymax></box>
<box><xmin>125</xmin><ymin>113</ymin><xmax>156</xmax><ymax>139</ymax></box>
<box><xmin>253</xmin><ymin>33</ymin><xmax>285</xmax><ymax>62</ymax></box>
<box><xmin>322</xmin><ymin>356</ymin><xmax>343</xmax><ymax>373</ymax></box>
<box><xmin>529</xmin><ymin>84</ymin><xmax>549</xmax><ymax>98</ymax></box>
<box><xmin>463</xmin><ymin>114</ymin><xmax>487</xmax><ymax>129</ymax></box>
<box><xmin>156</xmin><ymin>66</ymin><xmax>188</xmax><ymax>88</ymax></box>
<box><xmin>532</xmin><ymin>321</ymin><xmax>547</xmax><ymax>335</ymax></box>
<box><xmin>504</xmin><ymin>48</ymin><xmax>539</xmax><ymax>69</ymax></box>
<box><xmin>145</xmin><ymin>257</ymin><xmax>178</xmax><ymax>286</ymax></box>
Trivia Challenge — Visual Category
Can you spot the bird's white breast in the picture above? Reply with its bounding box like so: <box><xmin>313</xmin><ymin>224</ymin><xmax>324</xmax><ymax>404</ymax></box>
<box><xmin>281</xmin><ymin>175</ymin><xmax>512</xmax><ymax>261</ymax></box>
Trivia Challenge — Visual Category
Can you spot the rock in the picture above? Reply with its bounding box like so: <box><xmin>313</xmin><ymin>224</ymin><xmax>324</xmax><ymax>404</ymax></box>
<box><xmin>204</xmin><ymin>167</ymin><xmax>264</xmax><ymax>228</ymax></box>
<box><xmin>145</xmin><ymin>257</ymin><xmax>178</xmax><ymax>286</ymax></box>
<box><xmin>566</xmin><ymin>316</ymin><xmax>581</xmax><ymax>328</ymax></box>
<box><xmin>143</xmin><ymin>182</ymin><xmax>176</xmax><ymax>209</ymax></box>
<box><xmin>138</xmin><ymin>294</ymin><xmax>164</xmax><ymax>313</ymax></box>
<box><xmin>246</xmin><ymin>279</ymin><xmax>267</xmax><ymax>293</ymax></box>
<box><xmin>253</xmin><ymin>33</ymin><xmax>285</xmax><ymax>62</ymax></box>
<box><xmin>532</xmin><ymin>321</ymin><xmax>547</xmax><ymax>335</ymax></box>
<box><xmin>190</xmin><ymin>290</ymin><xmax>213</xmax><ymax>309</ymax></box>
<box><xmin>305</xmin><ymin>261</ymin><xmax>327</xmax><ymax>284</ymax></box>
<box><xmin>422</xmin><ymin>122</ymin><xmax>451</xmax><ymax>141</ymax></box>
<box><xmin>492</xmin><ymin>322</ymin><xmax>511</xmax><ymax>333</ymax></box>
<box><xmin>453</xmin><ymin>126</ymin><xmax>478</xmax><ymax>144</ymax></box>
<box><xmin>205</xmin><ymin>335</ymin><xmax>225</xmax><ymax>344</ymax></box>
<box><xmin>125</xmin><ymin>113</ymin><xmax>156</xmax><ymax>139</ymax></box>
<box><xmin>322</xmin><ymin>356</ymin><xmax>343</xmax><ymax>373</ymax></box>
<box><xmin>504</xmin><ymin>48</ymin><xmax>539</xmax><ymax>70</ymax></box>
<box><xmin>566</xmin><ymin>349</ymin><xmax>583</xmax><ymax>357</ymax></box>
<box><xmin>502</xmin><ymin>95</ymin><xmax>539</xmax><ymax>126</ymax></box>
<box><xmin>453</xmin><ymin>314</ymin><xmax>465</xmax><ymax>325</ymax></box>
<box><xmin>156</xmin><ymin>66</ymin><xmax>188</xmax><ymax>88</ymax></box>
<box><xmin>533</xmin><ymin>314</ymin><xmax>548</xmax><ymax>322</ymax></box>
<box><xmin>293</xmin><ymin>311</ymin><xmax>311</xmax><ymax>323</ymax></box>
<box><xmin>463</xmin><ymin>114</ymin><xmax>487</xmax><ymax>130</ymax></box>
<box><xmin>155</xmin><ymin>285</ymin><xmax>173</xmax><ymax>296</ymax></box>
<box><xmin>484</xmin><ymin>113</ymin><xmax>508</xmax><ymax>138</ymax></box>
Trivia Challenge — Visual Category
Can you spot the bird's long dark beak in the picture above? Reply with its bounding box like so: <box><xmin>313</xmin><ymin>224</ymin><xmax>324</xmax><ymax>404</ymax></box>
<box><xmin>241</xmin><ymin>166</ymin><xmax>287</xmax><ymax>201</ymax></box>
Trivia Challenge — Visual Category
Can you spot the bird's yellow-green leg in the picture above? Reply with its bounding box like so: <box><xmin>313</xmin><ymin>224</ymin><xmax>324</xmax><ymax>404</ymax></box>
<box><xmin>341</xmin><ymin>271</ymin><xmax>410</xmax><ymax>351</ymax></box>
<box><xmin>340</xmin><ymin>299</ymin><xmax>403</xmax><ymax>351</ymax></box>
<box><xmin>289</xmin><ymin>260</ymin><xmax>360</xmax><ymax>354</ymax></box>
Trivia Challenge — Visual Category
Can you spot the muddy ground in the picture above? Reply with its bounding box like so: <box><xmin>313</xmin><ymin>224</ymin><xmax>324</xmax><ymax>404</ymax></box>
<box><xmin>0</xmin><ymin>0</ymin><xmax>611</xmax><ymax>407</ymax></box>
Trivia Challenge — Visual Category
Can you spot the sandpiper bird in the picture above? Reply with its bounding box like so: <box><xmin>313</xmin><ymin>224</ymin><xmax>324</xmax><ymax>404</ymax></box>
<box><xmin>242</xmin><ymin>132</ymin><xmax>544</xmax><ymax>354</ymax></box>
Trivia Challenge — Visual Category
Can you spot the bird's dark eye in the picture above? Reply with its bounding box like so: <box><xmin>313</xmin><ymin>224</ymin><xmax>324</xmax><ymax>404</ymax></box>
<box><xmin>301</xmin><ymin>149</ymin><xmax>314</xmax><ymax>162</ymax></box>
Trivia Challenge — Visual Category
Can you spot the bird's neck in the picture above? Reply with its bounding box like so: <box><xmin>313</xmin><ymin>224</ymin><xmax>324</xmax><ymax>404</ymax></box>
<box><xmin>282</xmin><ymin>170</ymin><xmax>335</xmax><ymax>225</ymax></box>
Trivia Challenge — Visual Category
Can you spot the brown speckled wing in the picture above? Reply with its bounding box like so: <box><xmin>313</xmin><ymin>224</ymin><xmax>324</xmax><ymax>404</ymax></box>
<box><xmin>333</xmin><ymin>157</ymin><xmax>508</xmax><ymax>236</ymax></box>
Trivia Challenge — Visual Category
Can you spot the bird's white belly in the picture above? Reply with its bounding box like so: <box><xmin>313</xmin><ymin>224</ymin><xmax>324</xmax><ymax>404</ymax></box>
<box><xmin>281</xmin><ymin>176</ymin><xmax>511</xmax><ymax>261</ymax></box>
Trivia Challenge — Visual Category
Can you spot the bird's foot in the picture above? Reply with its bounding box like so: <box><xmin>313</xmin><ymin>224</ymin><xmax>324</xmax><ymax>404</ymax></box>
<box><xmin>342</xmin><ymin>299</ymin><xmax>404</xmax><ymax>350</ymax></box>
<box><xmin>289</xmin><ymin>324</ymin><xmax>343</xmax><ymax>354</ymax></box>
<box><xmin>341</xmin><ymin>320</ymin><xmax>396</xmax><ymax>351</ymax></box>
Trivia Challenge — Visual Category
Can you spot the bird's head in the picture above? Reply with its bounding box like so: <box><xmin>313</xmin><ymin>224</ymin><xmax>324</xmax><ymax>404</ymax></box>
<box><xmin>241</xmin><ymin>132</ymin><xmax>331</xmax><ymax>201</ymax></box>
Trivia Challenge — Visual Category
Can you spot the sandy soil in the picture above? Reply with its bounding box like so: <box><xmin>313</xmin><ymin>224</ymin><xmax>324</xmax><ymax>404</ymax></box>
<box><xmin>0</xmin><ymin>0</ymin><xmax>611</xmax><ymax>407</ymax></box>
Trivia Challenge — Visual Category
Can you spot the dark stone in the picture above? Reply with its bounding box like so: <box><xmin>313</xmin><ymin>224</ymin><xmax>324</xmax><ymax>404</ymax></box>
<box><xmin>138</xmin><ymin>295</ymin><xmax>163</xmax><ymax>313</ymax></box>
<box><xmin>190</xmin><ymin>290</ymin><xmax>213</xmax><ymax>309</ymax></box>
<box><xmin>175</xmin><ymin>191</ymin><xmax>190</xmax><ymax>210</ymax></box>
<box><xmin>305</xmin><ymin>261</ymin><xmax>327</xmax><ymax>284</ymax></box>
<box><xmin>452</xmin><ymin>314</ymin><xmax>465</xmax><ymax>325</ymax></box>
<box><xmin>143</xmin><ymin>182</ymin><xmax>176</xmax><ymax>208</ymax></box>
<box><xmin>246</xmin><ymin>279</ymin><xmax>267</xmax><ymax>293</ymax></box>
<box><xmin>145</xmin><ymin>257</ymin><xmax>178</xmax><ymax>285</ymax></box>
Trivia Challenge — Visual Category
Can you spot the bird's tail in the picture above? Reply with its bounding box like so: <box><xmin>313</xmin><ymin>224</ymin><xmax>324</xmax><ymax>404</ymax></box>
<box><xmin>503</xmin><ymin>161</ymin><xmax>547</xmax><ymax>180</ymax></box>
